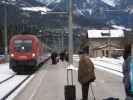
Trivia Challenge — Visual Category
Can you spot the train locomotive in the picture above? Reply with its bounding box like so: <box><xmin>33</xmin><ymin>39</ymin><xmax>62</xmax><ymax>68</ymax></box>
<box><xmin>9</xmin><ymin>34</ymin><xmax>49</xmax><ymax>74</ymax></box>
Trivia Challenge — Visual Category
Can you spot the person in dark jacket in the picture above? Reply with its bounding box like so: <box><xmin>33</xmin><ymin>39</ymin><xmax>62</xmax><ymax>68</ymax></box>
<box><xmin>60</xmin><ymin>51</ymin><xmax>65</xmax><ymax>61</ymax></box>
<box><xmin>51</xmin><ymin>51</ymin><xmax>58</xmax><ymax>64</ymax></box>
<box><xmin>65</xmin><ymin>51</ymin><xmax>69</xmax><ymax>62</ymax></box>
<box><xmin>78</xmin><ymin>50</ymin><xmax>96</xmax><ymax>100</ymax></box>
<box><xmin>122</xmin><ymin>43</ymin><xmax>133</xmax><ymax>100</ymax></box>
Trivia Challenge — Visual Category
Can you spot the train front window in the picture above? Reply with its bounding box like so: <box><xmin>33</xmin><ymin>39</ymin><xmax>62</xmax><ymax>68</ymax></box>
<box><xmin>14</xmin><ymin>40</ymin><xmax>32</xmax><ymax>52</ymax></box>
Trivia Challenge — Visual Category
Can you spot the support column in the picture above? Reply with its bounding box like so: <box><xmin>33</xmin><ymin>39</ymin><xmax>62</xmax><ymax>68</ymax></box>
<box><xmin>68</xmin><ymin>0</ymin><xmax>73</xmax><ymax>64</ymax></box>
<box><xmin>4</xmin><ymin>4</ymin><xmax>8</xmax><ymax>61</ymax></box>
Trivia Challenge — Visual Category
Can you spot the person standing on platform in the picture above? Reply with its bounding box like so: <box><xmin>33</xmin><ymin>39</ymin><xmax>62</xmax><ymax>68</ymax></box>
<box><xmin>65</xmin><ymin>50</ymin><xmax>69</xmax><ymax>62</ymax></box>
<box><xmin>123</xmin><ymin>43</ymin><xmax>133</xmax><ymax>100</ymax></box>
<box><xmin>60</xmin><ymin>51</ymin><xmax>65</xmax><ymax>62</ymax></box>
<box><xmin>78</xmin><ymin>50</ymin><xmax>96</xmax><ymax>100</ymax></box>
<box><xmin>51</xmin><ymin>51</ymin><xmax>58</xmax><ymax>64</ymax></box>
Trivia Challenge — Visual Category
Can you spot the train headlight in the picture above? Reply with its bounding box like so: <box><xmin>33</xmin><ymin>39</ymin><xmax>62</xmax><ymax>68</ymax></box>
<box><xmin>10</xmin><ymin>53</ymin><xmax>14</xmax><ymax>57</ymax></box>
<box><xmin>32</xmin><ymin>53</ymin><xmax>36</xmax><ymax>57</ymax></box>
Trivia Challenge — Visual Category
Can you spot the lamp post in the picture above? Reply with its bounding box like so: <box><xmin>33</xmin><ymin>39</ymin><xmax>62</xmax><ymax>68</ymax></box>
<box><xmin>4</xmin><ymin>3</ymin><xmax>8</xmax><ymax>61</ymax></box>
<box><xmin>107</xmin><ymin>22</ymin><xmax>111</xmax><ymax>57</ymax></box>
<box><xmin>61</xmin><ymin>31</ymin><xmax>64</xmax><ymax>51</ymax></box>
<box><xmin>68</xmin><ymin>0</ymin><xmax>73</xmax><ymax>64</ymax></box>
<box><xmin>2</xmin><ymin>0</ymin><xmax>15</xmax><ymax>61</ymax></box>
<box><xmin>108</xmin><ymin>28</ymin><xmax>111</xmax><ymax>57</ymax></box>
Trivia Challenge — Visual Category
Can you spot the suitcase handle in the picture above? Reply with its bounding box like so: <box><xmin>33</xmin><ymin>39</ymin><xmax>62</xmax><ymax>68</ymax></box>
<box><xmin>67</xmin><ymin>69</ymin><xmax>74</xmax><ymax>85</ymax></box>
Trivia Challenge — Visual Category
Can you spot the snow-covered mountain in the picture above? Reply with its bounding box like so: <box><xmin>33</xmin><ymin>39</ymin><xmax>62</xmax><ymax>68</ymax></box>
<box><xmin>0</xmin><ymin>0</ymin><xmax>45</xmax><ymax>7</ymax></box>
<box><xmin>0</xmin><ymin>0</ymin><xmax>50</xmax><ymax>15</ymax></box>
<box><xmin>35</xmin><ymin>0</ymin><xmax>133</xmax><ymax>27</ymax></box>
<box><xmin>0</xmin><ymin>0</ymin><xmax>50</xmax><ymax>27</ymax></box>
<box><xmin>101</xmin><ymin>0</ymin><xmax>121</xmax><ymax>7</ymax></box>
<box><xmin>37</xmin><ymin>0</ymin><xmax>61</xmax><ymax>6</ymax></box>
<box><xmin>0</xmin><ymin>0</ymin><xmax>133</xmax><ymax>27</ymax></box>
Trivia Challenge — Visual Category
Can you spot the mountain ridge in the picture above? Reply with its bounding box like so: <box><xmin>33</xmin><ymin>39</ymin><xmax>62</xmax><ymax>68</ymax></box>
<box><xmin>0</xmin><ymin>0</ymin><xmax>133</xmax><ymax>28</ymax></box>
<box><xmin>36</xmin><ymin>0</ymin><xmax>133</xmax><ymax>27</ymax></box>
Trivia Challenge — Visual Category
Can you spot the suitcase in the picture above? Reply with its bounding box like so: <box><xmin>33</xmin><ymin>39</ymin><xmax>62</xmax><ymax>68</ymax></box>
<box><xmin>64</xmin><ymin>69</ymin><xmax>76</xmax><ymax>100</ymax></box>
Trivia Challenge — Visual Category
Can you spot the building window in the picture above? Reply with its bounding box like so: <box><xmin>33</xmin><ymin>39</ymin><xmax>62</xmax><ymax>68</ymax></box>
<box><xmin>96</xmin><ymin>51</ymin><xmax>98</xmax><ymax>57</ymax></box>
<box><xmin>101</xmin><ymin>32</ymin><xmax>110</xmax><ymax>37</ymax></box>
<box><xmin>106</xmin><ymin>50</ymin><xmax>109</xmax><ymax>57</ymax></box>
<box><xmin>102</xmin><ymin>50</ymin><xmax>104</xmax><ymax>56</ymax></box>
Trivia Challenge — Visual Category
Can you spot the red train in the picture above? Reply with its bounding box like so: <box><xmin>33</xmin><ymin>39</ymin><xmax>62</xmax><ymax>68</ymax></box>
<box><xmin>9</xmin><ymin>34</ymin><xmax>50</xmax><ymax>74</ymax></box>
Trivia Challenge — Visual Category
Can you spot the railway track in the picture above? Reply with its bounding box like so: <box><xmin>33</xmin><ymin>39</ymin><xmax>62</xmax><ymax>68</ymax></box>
<box><xmin>0</xmin><ymin>74</ymin><xmax>16</xmax><ymax>85</ymax></box>
<box><xmin>0</xmin><ymin>75</ymin><xmax>31</xmax><ymax>100</ymax></box>
<box><xmin>2</xmin><ymin>56</ymin><xmax>50</xmax><ymax>100</ymax></box>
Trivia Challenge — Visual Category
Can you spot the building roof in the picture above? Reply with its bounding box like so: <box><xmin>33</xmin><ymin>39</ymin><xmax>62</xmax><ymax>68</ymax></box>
<box><xmin>88</xmin><ymin>29</ymin><xmax>124</xmax><ymax>38</ymax></box>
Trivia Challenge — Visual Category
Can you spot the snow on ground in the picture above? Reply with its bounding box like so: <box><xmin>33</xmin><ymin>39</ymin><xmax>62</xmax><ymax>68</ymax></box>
<box><xmin>95</xmin><ymin>56</ymin><xmax>124</xmax><ymax>65</ymax></box>
<box><xmin>92</xmin><ymin>58</ymin><xmax>122</xmax><ymax>72</ymax></box>
<box><xmin>94</xmin><ymin>64</ymin><xmax>123</xmax><ymax>77</ymax></box>
<box><xmin>0</xmin><ymin>75</ymin><xmax>27</xmax><ymax>99</ymax></box>
<box><xmin>7</xmin><ymin>75</ymin><xmax>35</xmax><ymax>100</ymax></box>
<box><xmin>0</xmin><ymin>63</ymin><xmax>14</xmax><ymax>75</ymax></box>
<box><xmin>0</xmin><ymin>63</ymin><xmax>34</xmax><ymax>100</ymax></box>
<box><xmin>0</xmin><ymin>74</ymin><xmax>14</xmax><ymax>82</ymax></box>
<box><xmin>73</xmin><ymin>55</ymin><xmax>124</xmax><ymax>77</ymax></box>
<box><xmin>91</xmin><ymin>57</ymin><xmax>124</xmax><ymax>77</ymax></box>
<box><xmin>0</xmin><ymin>55</ymin><xmax>50</xmax><ymax>99</ymax></box>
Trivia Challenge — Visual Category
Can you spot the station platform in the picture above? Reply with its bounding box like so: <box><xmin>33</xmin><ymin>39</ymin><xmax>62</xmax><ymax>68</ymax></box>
<box><xmin>13</xmin><ymin>59</ymin><xmax>126</xmax><ymax>100</ymax></box>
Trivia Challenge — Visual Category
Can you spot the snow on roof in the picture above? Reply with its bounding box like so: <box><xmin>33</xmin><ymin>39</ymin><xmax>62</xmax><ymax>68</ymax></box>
<box><xmin>88</xmin><ymin>29</ymin><xmax>124</xmax><ymax>38</ymax></box>
<box><xmin>112</xmin><ymin>25</ymin><xmax>132</xmax><ymax>31</ymax></box>
<box><xmin>101</xmin><ymin>0</ymin><xmax>116</xmax><ymax>7</ymax></box>
<box><xmin>21</xmin><ymin>6</ymin><xmax>51</xmax><ymax>13</ymax></box>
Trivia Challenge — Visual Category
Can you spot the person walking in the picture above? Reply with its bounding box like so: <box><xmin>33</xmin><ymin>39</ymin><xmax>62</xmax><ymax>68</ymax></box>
<box><xmin>123</xmin><ymin>43</ymin><xmax>133</xmax><ymax>100</ymax></box>
<box><xmin>78</xmin><ymin>50</ymin><xmax>96</xmax><ymax>100</ymax></box>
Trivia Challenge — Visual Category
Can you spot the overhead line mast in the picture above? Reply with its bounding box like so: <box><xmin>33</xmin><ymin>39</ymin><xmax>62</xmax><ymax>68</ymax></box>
<box><xmin>68</xmin><ymin>0</ymin><xmax>73</xmax><ymax>64</ymax></box>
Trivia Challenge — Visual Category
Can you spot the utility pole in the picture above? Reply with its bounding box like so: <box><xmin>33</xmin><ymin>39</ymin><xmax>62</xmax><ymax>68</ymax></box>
<box><xmin>4</xmin><ymin>4</ymin><xmax>8</xmax><ymax>61</ymax></box>
<box><xmin>58</xmin><ymin>36</ymin><xmax>61</xmax><ymax>53</ymax></box>
<box><xmin>61</xmin><ymin>32</ymin><xmax>64</xmax><ymax>51</ymax></box>
<box><xmin>108</xmin><ymin>23</ymin><xmax>111</xmax><ymax>57</ymax></box>
<box><xmin>106</xmin><ymin>21</ymin><xmax>111</xmax><ymax>57</ymax></box>
<box><xmin>68</xmin><ymin>0</ymin><xmax>73</xmax><ymax>64</ymax></box>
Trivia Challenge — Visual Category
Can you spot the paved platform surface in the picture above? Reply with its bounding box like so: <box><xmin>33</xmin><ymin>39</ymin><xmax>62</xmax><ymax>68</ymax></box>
<box><xmin>13</xmin><ymin>59</ymin><xmax>126</xmax><ymax>100</ymax></box>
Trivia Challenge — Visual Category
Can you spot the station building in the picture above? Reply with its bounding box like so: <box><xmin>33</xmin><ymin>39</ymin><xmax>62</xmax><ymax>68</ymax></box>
<box><xmin>86</xmin><ymin>29</ymin><xmax>125</xmax><ymax>57</ymax></box>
